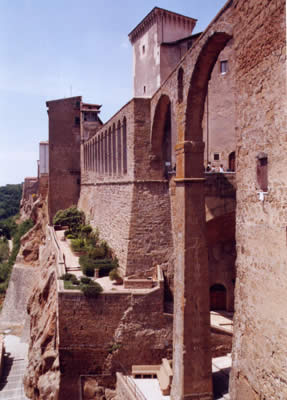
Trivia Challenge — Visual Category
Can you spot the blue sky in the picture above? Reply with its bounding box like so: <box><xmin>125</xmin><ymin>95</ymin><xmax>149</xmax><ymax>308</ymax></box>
<box><xmin>0</xmin><ymin>0</ymin><xmax>227</xmax><ymax>186</ymax></box>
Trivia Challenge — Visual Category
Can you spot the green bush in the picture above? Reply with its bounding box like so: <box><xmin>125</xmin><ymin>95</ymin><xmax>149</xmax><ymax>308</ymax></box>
<box><xmin>0</xmin><ymin>218</ymin><xmax>34</xmax><ymax>295</ymax></box>
<box><xmin>53</xmin><ymin>206</ymin><xmax>85</xmax><ymax>233</ymax></box>
<box><xmin>109</xmin><ymin>268</ymin><xmax>121</xmax><ymax>281</ymax></box>
<box><xmin>81</xmin><ymin>225</ymin><xmax>93</xmax><ymax>237</ymax></box>
<box><xmin>80</xmin><ymin>276</ymin><xmax>92</xmax><ymax>284</ymax></box>
<box><xmin>71</xmin><ymin>238</ymin><xmax>87</xmax><ymax>254</ymax></box>
<box><xmin>82</xmin><ymin>265</ymin><xmax>95</xmax><ymax>277</ymax></box>
<box><xmin>66</xmin><ymin>234</ymin><xmax>76</xmax><ymax>239</ymax></box>
<box><xmin>59</xmin><ymin>273</ymin><xmax>75</xmax><ymax>281</ymax></box>
<box><xmin>87</xmin><ymin>246</ymin><xmax>106</xmax><ymax>259</ymax></box>
<box><xmin>81</xmin><ymin>281</ymin><xmax>103</xmax><ymax>298</ymax></box>
<box><xmin>0</xmin><ymin>239</ymin><xmax>9</xmax><ymax>263</ymax></box>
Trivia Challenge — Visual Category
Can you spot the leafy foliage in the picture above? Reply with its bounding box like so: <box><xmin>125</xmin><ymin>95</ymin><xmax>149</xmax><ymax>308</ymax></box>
<box><xmin>0</xmin><ymin>238</ymin><xmax>9</xmax><ymax>264</ymax></box>
<box><xmin>0</xmin><ymin>218</ymin><xmax>34</xmax><ymax>294</ymax></box>
<box><xmin>53</xmin><ymin>206</ymin><xmax>85</xmax><ymax>233</ymax></box>
<box><xmin>81</xmin><ymin>281</ymin><xmax>103</xmax><ymax>298</ymax></box>
<box><xmin>0</xmin><ymin>184</ymin><xmax>22</xmax><ymax>222</ymax></box>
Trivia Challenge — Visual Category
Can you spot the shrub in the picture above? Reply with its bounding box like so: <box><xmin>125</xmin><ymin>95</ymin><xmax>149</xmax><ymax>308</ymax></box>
<box><xmin>87</xmin><ymin>246</ymin><xmax>106</xmax><ymax>259</ymax></box>
<box><xmin>59</xmin><ymin>273</ymin><xmax>79</xmax><ymax>284</ymax></box>
<box><xmin>71</xmin><ymin>238</ymin><xmax>87</xmax><ymax>254</ymax></box>
<box><xmin>80</xmin><ymin>276</ymin><xmax>92</xmax><ymax>284</ymax></box>
<box><xmin>82</xmin><ymin>265</ymin><xmax>95</xmax><ymax>277</ymax></box>
<box><xmin>81</xmin><ymin>225</ymin><xmax>93</xmax><ymax>237</ymax></box>
<box><xmin>66</xmin><ymin>234</ymin><xmax>76</xmax><ymax>239</ymax></box>
<box><xmin>109</xmin><ymin>268</ymin><xmax>121</xmax><ymax>281</ymax></box>
<box><xmin>53</xmin><ymin>206</ymin><xmax>85</xmax><ymax>233</ymax></box>
<box><xmin>59</xmin><ymin>273</ymin><xmax>75</xmax><ymax>281</ymax></box>
<box><xmin>81</xmin><ymin>281</ymin><xmax>103</xmax><ymax>298</ymax></box>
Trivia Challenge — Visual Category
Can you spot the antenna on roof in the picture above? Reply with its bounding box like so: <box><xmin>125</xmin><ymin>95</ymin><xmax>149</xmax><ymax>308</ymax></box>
<box><xmin>70</xmin><ymin>85</ymin><xmax>72</xmax><ymax>97</ymax></box>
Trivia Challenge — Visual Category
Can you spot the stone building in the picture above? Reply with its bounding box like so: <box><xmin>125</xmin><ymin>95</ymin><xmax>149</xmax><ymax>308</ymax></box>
<box><xmin>23</xmin><ymin>0</ymin><xmax>287</xmax><ymax>399</ymax></box>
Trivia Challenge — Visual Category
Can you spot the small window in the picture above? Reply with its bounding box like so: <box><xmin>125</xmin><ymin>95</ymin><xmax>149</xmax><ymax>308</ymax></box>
<box><xmin>220</xmin><ymin>60</ymin><xmax>228</xmax><ymax>75</ymax></box>
<box><xmin>142</xmin><ymin>45</ymin><xmax>145</xmax><ymax>54</ymax></box>
<box><xmin>214</xmin><ymin>153</ymin><xmax>220</xmax><ymax>161</ymax></box>
<box><xmin>75</xmin><ymin>116</ymin><xmax>80</xmax><ymax>126</ymax></box>
<box><xmin>143</xmin><ymin>86</ymin><xmax>146</xmax><ymax>94</ymax></box>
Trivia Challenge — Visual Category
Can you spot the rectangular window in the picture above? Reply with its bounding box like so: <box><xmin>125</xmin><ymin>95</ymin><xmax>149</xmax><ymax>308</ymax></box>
<box><xmin>75</xmin><ymin>116</ymin><xmax>80</xmax><ymax>126</ymax></box>
<box><xmin>214</xmin><ymin>153</ymin><xmax>220</xmax><ymax>161</ymax></box>
<box><xmin>220</xmin><ymin>60</ymin><xmax>228</xmax><ymax>75</ymax></box>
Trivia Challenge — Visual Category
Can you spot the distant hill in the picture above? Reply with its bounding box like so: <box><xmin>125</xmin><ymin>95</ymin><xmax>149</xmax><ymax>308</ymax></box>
<box><xmin>0</xmin><ymin>184</ymin><xmax>22</xmax><ymax>221</ymax></box>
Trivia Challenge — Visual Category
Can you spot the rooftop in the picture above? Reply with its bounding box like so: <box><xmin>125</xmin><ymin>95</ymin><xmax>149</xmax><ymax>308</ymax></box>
<box><xmin>128</xmin><ymin>7</ymin><xmax>197</xmax><ymax>44</ymax></box>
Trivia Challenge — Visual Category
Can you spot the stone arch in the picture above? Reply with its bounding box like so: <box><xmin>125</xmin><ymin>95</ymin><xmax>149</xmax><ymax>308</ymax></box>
<box><xmin>210</xmin><ymin>283</ymin><xmax>227</xmax><ymax>311</ymax></box>
<box><xmin>185</xmin><ymin>31</ymin><xmax>232</xmax><ymax>142</ymax></box>
<box><xmin>172</xmin><ymin>29</ymin><xmax>233</xmax><ymax>399</ymax></box>
<box><xmin>151</xmin><ymin>94</ymin><xmax>172</xmax><ymax>175</ymax></box>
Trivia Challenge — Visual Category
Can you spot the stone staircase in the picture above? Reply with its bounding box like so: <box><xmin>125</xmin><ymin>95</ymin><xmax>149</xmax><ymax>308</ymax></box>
<box><xmin>0</xmin><ymin>356</ymin><xmax>28</xmax><ymax>399</ymax></box>
<box><xmin>0</xmin><ymin>335</ymin><xmax>29</xmax><ymax>400</ymax></box>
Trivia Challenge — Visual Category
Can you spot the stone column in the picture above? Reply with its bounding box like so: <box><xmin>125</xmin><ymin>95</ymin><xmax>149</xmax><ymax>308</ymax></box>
<box><xmin>171</xmin><ymin>140</ymin><xmax>212</xmax><ymax>400</ymax></box>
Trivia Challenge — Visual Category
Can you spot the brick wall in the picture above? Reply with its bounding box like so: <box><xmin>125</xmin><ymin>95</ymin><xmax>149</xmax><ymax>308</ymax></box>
<box><xmin>58</xmin><ymin>287</ymin><xmax>172</xmax><ymax>399</ymax></box>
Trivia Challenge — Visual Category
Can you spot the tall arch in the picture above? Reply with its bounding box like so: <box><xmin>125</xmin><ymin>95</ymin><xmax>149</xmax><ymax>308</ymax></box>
<box><xmin>150</xmin><ymin>94</ymin><xmax>172</xmax><ymax>176</ymax></box>
<box><xmin>185</xmin><ymin>32</ymin><xmax>232</xmax><ymax>142</ymax></box>
<box><xmin>172</xmin><ymin>30</ymin><xmax>233</xmax><ymax>400</ymax></box>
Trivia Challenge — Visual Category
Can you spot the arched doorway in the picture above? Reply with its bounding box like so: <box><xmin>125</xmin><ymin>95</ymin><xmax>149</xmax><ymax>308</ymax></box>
<box><xmin>210</xmin><ymin>284</ymin><xmax>227</xmax><ymax>311</ymax></box>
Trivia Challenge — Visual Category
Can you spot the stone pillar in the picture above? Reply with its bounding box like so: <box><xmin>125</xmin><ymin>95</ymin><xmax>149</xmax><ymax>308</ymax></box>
<box><xmin>171</xmin><ymin>140</ymin><xmax>212</xmax><ymax>400</ymax></box>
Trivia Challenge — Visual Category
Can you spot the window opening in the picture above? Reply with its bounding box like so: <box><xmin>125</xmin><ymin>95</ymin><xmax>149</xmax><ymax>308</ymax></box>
<box><xmin>220</xmin><ymin>60</ymin><xmax>228</xmax><ymax>74</ymax></box>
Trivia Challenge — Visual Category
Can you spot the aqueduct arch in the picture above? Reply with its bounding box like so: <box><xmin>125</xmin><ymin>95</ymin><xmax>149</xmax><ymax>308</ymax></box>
<box><xmin>171</xmin><ymin>30</ymin><xmax>233</xmax><ymax>400</ymax></box>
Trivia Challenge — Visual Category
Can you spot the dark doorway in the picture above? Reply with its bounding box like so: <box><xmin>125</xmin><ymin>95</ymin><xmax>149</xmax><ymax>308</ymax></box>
<box><xmin>210</xmin><ymin>284</ymin><xmax>227</xmax><ymax>310</ymax></box>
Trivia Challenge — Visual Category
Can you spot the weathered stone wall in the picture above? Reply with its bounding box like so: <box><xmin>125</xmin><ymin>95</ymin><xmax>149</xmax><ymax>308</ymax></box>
<box><xmin>22</xmin><ymin>177</ymin><xmax>39</xmax><ymax>201</ymax></box>
<box><xmin>58</xmin><ymin>287</ymin><xmax>173</xmax><ymax>400</ymax></box>
<box><xmin>79</xmin><ymin>98</ymin><xmax>174</xmax><ymax>277</ymax></box>
<box><xmin>230</xmin><ymin>0</ymin><xmax>287</xmax><ymax>398</ymax></box>
<box><xmin>24</xmin><ymin>230</ymin><xmax>60</xmax><ymax>400</ymax></box>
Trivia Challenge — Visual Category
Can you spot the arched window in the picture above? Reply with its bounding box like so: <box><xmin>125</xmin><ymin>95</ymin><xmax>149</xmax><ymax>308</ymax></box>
<box><xmin>104</xmin><ymin>131</ymin><xmax>108</xmax><ymax>174</ymax></box>
<box><xmin>100</xmin><ymin>133</ymin><xmax>104</xmax><ymax>174</ymax></box>
<box><xmin>117</xmin><ymin>121</ymin><xmax>122</xmax><ymax>175</ymax></box>
<box><xmin>108</xmin><ymin>127</ymin><xmax>112</xmax><ymax>175</ymax></box>
<box><xmin>210</xmin><ymin>284</ymin><xmax>227</xmax><ymax>311</ymax></box>
<box><xmin>229</xmin><ymin>151</ymin><xmax>235</xmax><ymax>171</ymax></box>
<box><xmin>177</xmin><ymin>67</ymin><xmax>184</xmax><ymax>103</ymax></box>
<box><xmin>112</xmin><ymin>124</ymin><xmax>116</xmax><ymax>175</ymax></box>
<box><xmin>122</xmin><ymin>117</ymin><xmax>127</xmax><ymax>174</ymax></box>
<box><xmin>93</xmin><ymin>139</ymin><xmax>96</xmax><ymax>171</ymax></box>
